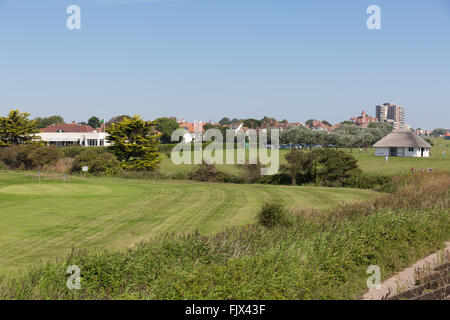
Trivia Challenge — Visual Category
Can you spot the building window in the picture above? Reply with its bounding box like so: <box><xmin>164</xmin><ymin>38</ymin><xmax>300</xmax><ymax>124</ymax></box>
<box><xmin>100</xmin><ymin>139</ymin><xmax>104</xmax><ymax>146</ymax></box>
<box><xmin>87</xmin><ymin>139</ymin><xmax>98</xmax><ymax>146</ymax></box>
<box><xmin>408</xmin><ymin>147</ymin><xmax>414</xmax><ymax>152</ymax></box>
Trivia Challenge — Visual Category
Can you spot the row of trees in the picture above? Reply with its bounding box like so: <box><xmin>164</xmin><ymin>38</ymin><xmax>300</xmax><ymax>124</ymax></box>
<box><xmin>280</xmin><ymin>122</ymin><xmax>394</xmax><ymax>150</ymax></box>
<box><xmin>33</xmin><ymin>115</ymin><xmax>104</xmax><ymax>129</ymax></box>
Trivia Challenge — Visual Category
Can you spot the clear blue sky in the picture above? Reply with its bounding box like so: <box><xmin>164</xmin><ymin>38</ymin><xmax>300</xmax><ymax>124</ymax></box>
<box><xmin>0</xmin><ymin>0</ymin><xmax>449</xmax><ymax>129</ymax></box>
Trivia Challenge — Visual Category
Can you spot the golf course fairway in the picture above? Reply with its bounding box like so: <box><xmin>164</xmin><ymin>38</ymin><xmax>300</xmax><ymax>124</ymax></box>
<box><xmin>0</xmin><ymin>172</ymin><xmax>376</xmax><ymax>274</ymax></box>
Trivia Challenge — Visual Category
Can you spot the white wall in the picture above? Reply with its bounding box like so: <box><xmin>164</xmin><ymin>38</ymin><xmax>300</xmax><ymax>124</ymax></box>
<box><xmin>374</xmin><ymin>147</ymin><xmax>430</xmax><ymax>157</ymax></box>
<box><xmin>37</xmin><ymin>132</ymin><xmax>111</xmax><ymax>146</ymax></box>
<box><xmin>374</xmin><ymin>147</ymin><xmax>389</xmax><ymax>157</ymax></box>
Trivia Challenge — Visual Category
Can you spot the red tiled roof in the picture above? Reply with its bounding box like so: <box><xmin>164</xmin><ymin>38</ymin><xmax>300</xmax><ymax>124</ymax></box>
<box><xmin>41</xmin><ymin>123</ymin><xmax>95</xmax><ymax>133</ymax></box>
<box><xmin>179</xmin><ymin>122</ymin><xmax>205</xmax><ymax>133</ymax></box>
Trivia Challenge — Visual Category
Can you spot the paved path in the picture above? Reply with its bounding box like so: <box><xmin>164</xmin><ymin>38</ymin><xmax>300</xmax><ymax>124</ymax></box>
<box><xmin>362</xmin><ymin>242</ymin><xmax>450</xmax><ymax>300</ymax></box>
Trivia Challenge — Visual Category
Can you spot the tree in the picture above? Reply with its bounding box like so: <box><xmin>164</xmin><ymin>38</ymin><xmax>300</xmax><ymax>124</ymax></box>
<box><xmin>322</xmin><ymin>120</ymin><xmax>332</xmax><ymax>126</ymax></box>
<box><xmin>242</xmin><ymin>118</ymin><xmax>262</xmax><ymax>129</ymax></box>
<box><xmin>106</xmin><ymin>115</ymin><xmax>161</xmax><ymax>171</ymax></box>
<box><xmin>154</xmin><ymin>117</ymin><xmax>180</xmax><ymax>144</ymax></box>
<box><xmin>282</xmin><ymin>149</ymin><xmax>359</xmax><ymax>186</ymax></box>
<box><xmin>340</xmin><ymin>120</ymin><xmax>354</xmax><ymax>126</ymax></box>
<box><xmin>34</xmin><ymin>115</ymin><xmax>65</xmax><ymax>128</ymax></box>
<box><xmin>219</xmin><ymin>117</ymin><xmax>231</xmax><ymax>126</ymax></box>
<box><xmin>0</xmin><ymin>110</ymin><xmax>41</xmax><ymax>146</ymax></box>
<box><xmin>305</xmin><ymin>119</ymin><xmax>316</xmax><ymax>127</ymax></box>
<box><xmin>106</xmin><ymin>115</ymin><xmax>131</xmax><ymax>128</ymax></box>
<box><xmin>87</xmin><ymin>116</ymin><xmax>101</xmax><ymax>129</ymax></box>
<box><xmin>432</xmin><ymin>128</ymin><xmax>447</xmax><ymax>137</ymax></box>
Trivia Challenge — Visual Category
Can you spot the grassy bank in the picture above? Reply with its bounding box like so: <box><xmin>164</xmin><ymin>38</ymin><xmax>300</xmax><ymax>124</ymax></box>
<box><xmin>1</xmin><ymin>172</ymin><xmax>448</xmax><ymax>299</ymax></box>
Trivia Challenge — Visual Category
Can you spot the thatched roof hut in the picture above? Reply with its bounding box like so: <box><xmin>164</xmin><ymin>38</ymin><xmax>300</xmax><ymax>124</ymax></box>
<box><xmin>373</xmin><ymin>129</ymin><xmax>431</xmax><ymax>157</ymax></box>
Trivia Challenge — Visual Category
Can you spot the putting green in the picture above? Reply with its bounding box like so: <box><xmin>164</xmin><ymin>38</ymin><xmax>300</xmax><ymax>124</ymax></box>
<box><xmin>0</xmin><ymin>172</ymin><xmax>377</xmax><ymax>274</ymax></box>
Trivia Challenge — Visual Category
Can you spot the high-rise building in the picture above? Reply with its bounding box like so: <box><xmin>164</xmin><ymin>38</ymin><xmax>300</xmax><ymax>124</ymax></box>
<box><xmin>375</xmin><ymin>102</ymin><xmax>405</xmax><ymax>129</ymax></box>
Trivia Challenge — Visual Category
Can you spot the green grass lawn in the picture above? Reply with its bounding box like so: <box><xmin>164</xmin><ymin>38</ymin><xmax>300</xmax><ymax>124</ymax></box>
<box><xmin>0</xmin><ymin>172</ymin><xmax>376</xmax><ymax>274</ymax></box>
<box><xmin>158</xmin><ymin>138</ymin><xmax>450</xmax><ymax>176</ymax></box>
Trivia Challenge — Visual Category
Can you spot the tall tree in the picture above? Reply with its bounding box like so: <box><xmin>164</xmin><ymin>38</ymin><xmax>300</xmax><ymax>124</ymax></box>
<box><xmin>106</xmin><ymin>115</ymin><xmax>161</xmax><ymax>171</ymax></box>
<box><xmin>106</xmin><ymin>115</ymin><xmax>131</xmax><ymax>128</ymax></box>
<box><xmin>87</xmin><ymin>116</ymin><xmax>101</xmax><ymax>129</ymax></box>
<box><xmin>305</xmin><ymin>119</ymin><xmax>316</xmax><ymax>127</ymax></box>
<box><xmin>34</xmin><ymin>115</ymin><xmax>65</xmax><ymax>128</ymax></box>
<box><xmin>0</xmin><ymin>110</ymin><xmax>41</xmax><ymax>146</ymax></box>
<box><xmin>219</xmin><ymin>117</ymin><xmax>231</xmax><ymax>125</ymax></box>
<box><xmin>154</xmin><ymin>117</ymin><xmax>180</xmax><ymax>144</ymax></box>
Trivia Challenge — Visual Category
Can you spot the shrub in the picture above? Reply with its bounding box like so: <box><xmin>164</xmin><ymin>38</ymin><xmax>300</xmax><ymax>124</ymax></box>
<box><xmin>0</xmin><ymin>160</ymin><xmax>7</xmax><ymax>170</ymax></box>
<box><xmin>257</xmin><ymin>201</ymin><xmax>290</xmax><ymax>228</ymax></box>
<box><xmin>27</xmin><ymin>145</ymin><xmax>61</xmax><ymax>169</ymax></box>
<box><xmin>61</xmin><ymin>146</ymin><xmax>111</xmax><ymax>158</ymax></box>
<box><xmin>238</xmin><ymin>162</ymin><xmax>263</xmax><ymax>184</ymax></box>
<box><xmin>188</xmin><ymin>162</ymin><xmax>220</xmax><ymax>182</ymax></box>
<box><xmin>281</xmin><ymin>149</ymin><xmax>360</xmax><ymax>186</ymax></box>
<box><xmin>0</xmin><ymin>145</ymin><xmax>61</xmax><ymax>170</ymax></box>
<box><xmin>71</xmin><ymin>149</ymin><xmax>121</xmax><ymax>175</ymax></box>
<box><xmin>342</xmin><ymin>172</ymin><xmax>393</xmax><ymax>191</ymax></box>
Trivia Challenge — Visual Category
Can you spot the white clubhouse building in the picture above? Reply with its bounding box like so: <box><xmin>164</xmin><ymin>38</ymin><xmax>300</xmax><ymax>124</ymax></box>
<box><xmin>373</xmin><ymin>129</ymin><xmax>431</xmax><ymax>157</ymax></box>
<box><xmin>37</xmin><ymin>122</ymin><xmax>111</xmax><ymax>147</ymax></box>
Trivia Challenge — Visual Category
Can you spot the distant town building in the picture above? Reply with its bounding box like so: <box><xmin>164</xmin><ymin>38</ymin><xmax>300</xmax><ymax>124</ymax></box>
<box><xmin>415</xmin><ymin>129</ymin><xmax>433</xmax><ymax>137</ymax></box>
<box><xmin>376</xmin><ymin>102</ymin><xmax>406</xmax><ymax>129</ymax></box>
<box><xmin>179</xmin><ymin>121</ymin><xmax>205</xmax><ymax>143</ymax></box>
<box><xmin>307</xmin><ymin>120</ymin><xmax>339</xmax><ymax>132</ymax></box>
<box><xmin>38</xmin><ymin>122</ymin><xmax>110</xmax><ymax>147</ymax></box>
<box><xmin>350</xmin><ymin>110</ymin><xmax>378</xmax><ymax>127</ymax></box>
<box><xmin>372</xmin><ymin>129</ymin><xmax>431</xmax><ymax>158</ymax></box>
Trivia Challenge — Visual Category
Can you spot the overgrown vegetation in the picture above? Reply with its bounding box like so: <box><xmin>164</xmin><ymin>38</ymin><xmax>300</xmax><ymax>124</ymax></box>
<box><xmin>0</xmin><ymin>172</ymin><xmax>448</xmax><ymax>299</ymax></box>
<box><xmin>71</xmin><ymin>149</ymin><xmax>122</xmax><ymax>175</ymax></box>
<box><xmin>0</xmin><ymin>145</ymin><xmax>61</xmax><ymax>170</ymax></box>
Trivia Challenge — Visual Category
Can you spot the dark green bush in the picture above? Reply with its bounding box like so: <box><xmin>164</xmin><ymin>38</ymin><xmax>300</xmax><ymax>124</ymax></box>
<box><xmin>342</xmin><ymin>172</ymin><xmax>393</xmax><ymax>191</ymax></box>
<box><xmin>281</xmin><ymin>149</ymin><xmax>360</xmax><ymax>186</ymax></box>
<box><xmin>188</xmin><ymin>162</ymin><xmax>241</xmax><ymax>183</ymax></box>
<box><xmin>0</xmin><ymin>145</ymin><xmax>61</xmax><ymax>170</ymax></box>
<box><xmin>257</xmin><ymin>201</ymin><xmax>290</xmax><ymax>228</ymax></box>
<box><xmin>71</xmin><ymin>149</ymin><xmax>121</xmax><ymax>175</ymax></box>
<box><xmin>238</xmin><ymin>162</ymin><xmax>263</xmax><ymax>184</ymax></box>
<box><xmin>61</xmin><ymin>146</ymin><xmax>111</xmax><ymax>158</ymax></box>
<box><xmin>188</xmin><ymin>162</ymin><xmax>220</xmax><ymax>182</ymax></box>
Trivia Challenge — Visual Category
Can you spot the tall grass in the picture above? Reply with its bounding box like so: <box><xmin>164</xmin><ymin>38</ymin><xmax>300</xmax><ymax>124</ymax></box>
<box><xmin>0</xmin><ymin>172</ymin><xmax>448</xmax><ymax>300</ymax></box>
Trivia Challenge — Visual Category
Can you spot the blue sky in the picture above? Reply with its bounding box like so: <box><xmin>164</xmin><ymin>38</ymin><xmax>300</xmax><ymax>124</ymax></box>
<box><xmin>0</xmin><ymin>0</ymin><xmax>449</xmax><ymax>129</ymax></box>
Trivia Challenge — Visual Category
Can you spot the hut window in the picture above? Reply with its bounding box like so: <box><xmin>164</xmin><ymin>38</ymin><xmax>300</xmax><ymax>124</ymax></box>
<box><xmin>408</xmin><ymin>147</ymin><xmax>414</xmax><ymax>152</ymax></box>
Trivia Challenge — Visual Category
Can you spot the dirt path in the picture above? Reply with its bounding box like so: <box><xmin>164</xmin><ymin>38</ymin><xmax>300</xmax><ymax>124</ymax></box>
<box><xmin>362</xmin><ymin>242</ymin><xmax>450</xmax><ymax>300</ymax></box>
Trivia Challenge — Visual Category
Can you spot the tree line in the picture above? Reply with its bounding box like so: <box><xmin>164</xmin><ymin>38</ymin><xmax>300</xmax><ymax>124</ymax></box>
<box><xmin>280</xmin><ymin>122</ymin><xmax>394</xmax><ymax>151</ymax></box>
